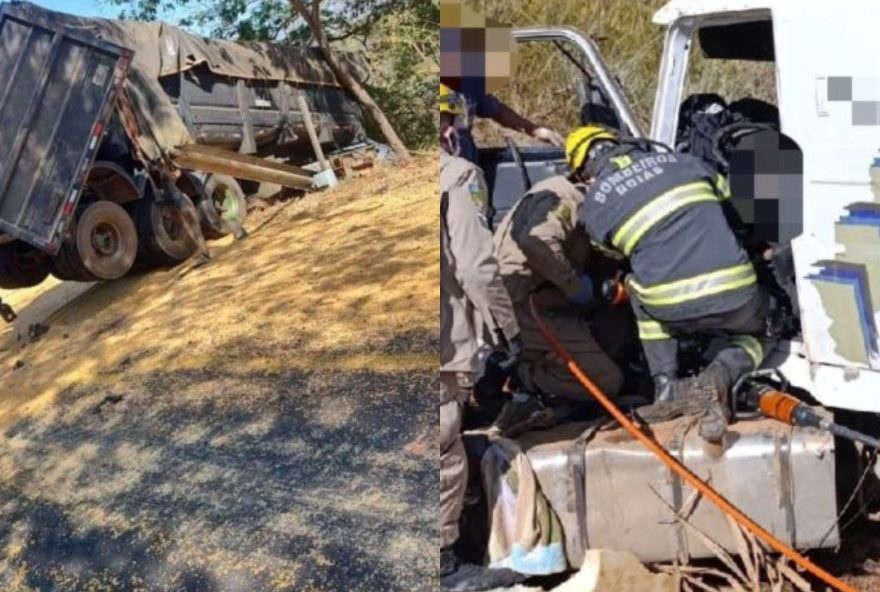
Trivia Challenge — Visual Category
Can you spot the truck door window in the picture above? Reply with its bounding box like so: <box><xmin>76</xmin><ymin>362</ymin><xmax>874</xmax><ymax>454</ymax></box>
<box><xmin>676</xmin><ymin>17</ymin><xmax>802</xmax><ymax>246</ymax></box>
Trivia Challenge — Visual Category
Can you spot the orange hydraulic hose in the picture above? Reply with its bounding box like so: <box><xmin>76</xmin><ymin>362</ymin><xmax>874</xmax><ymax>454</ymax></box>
<box><xmin>528</xmin><ymin>294</ymin><xmax>858</xmax><ymax>592</ymax></box>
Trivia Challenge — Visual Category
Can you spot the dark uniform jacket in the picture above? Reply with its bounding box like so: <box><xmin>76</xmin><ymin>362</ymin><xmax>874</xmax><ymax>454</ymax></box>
<box><xmin>580</xmin><ymin>147</ymin><xmax>756</xmax><ymax>322</ymax></box>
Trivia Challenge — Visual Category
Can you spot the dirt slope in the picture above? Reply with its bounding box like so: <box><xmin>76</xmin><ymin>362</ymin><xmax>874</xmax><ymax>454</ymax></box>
<box><xmin>0</xmin><ymin>155</ymin><xmax>438</xmax><ymax>591</ymax></box>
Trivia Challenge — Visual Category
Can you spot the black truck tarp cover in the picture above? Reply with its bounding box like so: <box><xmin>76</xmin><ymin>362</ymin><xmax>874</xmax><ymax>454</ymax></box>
<box><xmin>5</xmin><ymin>1</ymin><xmax>368</xmax><ymax>163</ymax></box>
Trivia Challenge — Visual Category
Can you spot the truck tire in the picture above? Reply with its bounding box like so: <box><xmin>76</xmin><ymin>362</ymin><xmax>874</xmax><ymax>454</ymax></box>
<box><xmin>131</xmin><ymin>199</ymin><xmax>197</xmax><ymax>266</ymax></box>
<box><xmin>0</xmin><ymin>240</ymin><xmax>51</xmax><ymax>289</ymax></box>
<box><xmin>53</xmin><ymin>240</ymin><xmax>99</xmax><ymax>282</ymax></box>
<box><xmin>74</xmin><ymin>200</ymin><xmax>138</xmax><ymax>280</ymax></box>
<box><xmin>49</xmin><ymin>245</ymin><xmax>78</xmax><ymax>281</ymax></box>
<box><xmin>198</xmin><ymin>175</ymin><xmax>248</xmax><ymax>240</ymax></box>
<box><xmin>50</xmin><ymin>212</ymin><xmax>98</xmax><ymax>282</ymax></box>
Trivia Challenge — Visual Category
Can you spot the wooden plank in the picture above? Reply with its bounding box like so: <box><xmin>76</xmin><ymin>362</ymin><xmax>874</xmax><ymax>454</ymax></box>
<box><xmin>171</xmin><ymin>144</ymin><xmax>314</xmax><ymax>190</ymax></box>
<box><xmin>296</xmin><ymin>92</ymin><xmax>330</xmax><ymax>171</ymax></box>
<box><xmin>176</xmin><ymin>144</ymin><xmax>315</xmax><ymax>176</ymax></box>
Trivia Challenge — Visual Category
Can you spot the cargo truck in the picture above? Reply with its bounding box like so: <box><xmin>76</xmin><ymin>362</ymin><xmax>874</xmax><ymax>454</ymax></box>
<box><xmin>0</xmin><ymin>2</ymin><xmax>367</xmax><ymax>287</ymax></box>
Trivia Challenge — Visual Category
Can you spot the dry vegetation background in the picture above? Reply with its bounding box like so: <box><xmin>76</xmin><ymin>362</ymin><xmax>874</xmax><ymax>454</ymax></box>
<box><xmin>471</xmin><ymin>0</ymin><xmax>777</xmax><ymax>145</ymax></box>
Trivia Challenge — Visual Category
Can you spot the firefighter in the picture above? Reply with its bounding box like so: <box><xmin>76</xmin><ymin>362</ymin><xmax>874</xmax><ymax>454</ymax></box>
<box><xmin>440</xmin><ymin>83</ymin><xmax>564</xmax><ymax>164</ymax></box>
<box><xmin>493</xmin><ymin>164</ymin><xmax>625</xmax><ymax>408</ymax></box>
<box><xmin>440</xmin><ymin>88</ymin><xmax>523</xmax><ymax>590</ymax></box>
<box><xmin>566</xmin><ymin>125</ymin><xmax>774</xmax><ymax>442</ymax></box>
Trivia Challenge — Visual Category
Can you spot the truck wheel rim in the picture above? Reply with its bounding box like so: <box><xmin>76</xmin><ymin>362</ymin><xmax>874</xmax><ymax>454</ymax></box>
<box><xmin>91</xmin><ymin>222</ymin><xmax>120</xmax><ymax>257</ymax></box>
<box><xmin>213</xmin><ymin>186</ymin><xmax>240</xmax><ymax>221</ymax></box>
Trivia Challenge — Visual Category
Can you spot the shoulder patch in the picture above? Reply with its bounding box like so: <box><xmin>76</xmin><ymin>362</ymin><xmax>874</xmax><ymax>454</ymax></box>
<box><xmin>468</xmin><ymin>178</ymin><xmax>487</xmax><ymax>207</ymax></box>
<box><xmin>552</xmin><ymin>203</ymin><xmax>572</xmax><ymax>222</ymax></box>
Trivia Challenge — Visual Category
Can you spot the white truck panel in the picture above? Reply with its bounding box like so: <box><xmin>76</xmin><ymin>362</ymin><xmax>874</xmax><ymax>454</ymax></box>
<box><xmin>653</xmin><ymin>0</ymin><xmax>880</xmax><ymax>410</ymax></box>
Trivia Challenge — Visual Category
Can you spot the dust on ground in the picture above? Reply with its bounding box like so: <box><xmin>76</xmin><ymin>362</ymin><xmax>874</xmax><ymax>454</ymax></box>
<box><xmin>0</xmin><ymin>154</ymin><xmax>439</xmax><ymax>591</ymax></box>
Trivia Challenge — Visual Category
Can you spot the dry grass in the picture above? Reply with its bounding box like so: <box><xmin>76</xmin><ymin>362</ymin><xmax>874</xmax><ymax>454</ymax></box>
<box><xmin>652</xmin><ymin>487</ymin><xmax>817</xmax><ymax>592</ymax></box>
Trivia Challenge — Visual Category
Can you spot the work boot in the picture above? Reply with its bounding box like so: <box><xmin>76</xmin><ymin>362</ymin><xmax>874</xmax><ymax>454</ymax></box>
<box><xmin>694</xmin><ymin>361</ymin><xmax>733</xmax><ymax>443</ymax></box>
<box><xmin>638</xmin><ymin>373</ymin><xmax>705</xmax><ymax>423</ymax></box>
<box><xmin>639</xmin><ymin>364</ymin><xmax>732</xmax><ymax>438</ymax></box>
<box><xmin>699</xmin><ymin>398</ymin><xmax>729</xmax><ymax>444</ymax></box>
<box><xmin>492</xmin><ymin>391</ymin><xmax>548</xmax><ymax>436</ymax></box>
<box><xmin>440</xmin><ymin>547</ymin><xmax>525</xmax><ymax>591</ymax></box>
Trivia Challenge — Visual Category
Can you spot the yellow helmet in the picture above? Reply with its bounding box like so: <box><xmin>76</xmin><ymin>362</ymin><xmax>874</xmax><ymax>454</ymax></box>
<box><xmin>565</xmin><ymin>125</ymin><xmax>619</xmax><ymax>172</ymax></box>
<box><xmin>440</xmin><ymin>83</ymin><xmax>464</xmax><ymax>115</ymax></box>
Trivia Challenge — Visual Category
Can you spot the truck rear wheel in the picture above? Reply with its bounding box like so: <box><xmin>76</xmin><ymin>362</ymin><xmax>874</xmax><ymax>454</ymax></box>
<box><xmin>0</xmin><ymin>240</ymin><xmax>51</xmax><ymax>289</ymax></box>
<box><xmin>50</xmin><ymin>214</ymin><xmax>96</xmax><ymax>282</ymax></box>
<box><xmin>74</xmin><ymin>200</ymin><xmax>138</xmax><ymax>280</ymax></box>
<box><xmin>51</xmin><ymin>241</ymin><xmax>98</xmax><ymax>282</ymax></box>
<box><xmin>50</xmin><ymin>244</ymin><xmax>82</xmax><ymax>281</ymax></box>
<box><xmin>198</xmin><ymin>175</ymin><xmax>248</xmax><ymax>239</ymax></box>
<box><xmin>131</xmin><ymin>199</ymin><xmax>197</xmax><ymax>265</ymax></box>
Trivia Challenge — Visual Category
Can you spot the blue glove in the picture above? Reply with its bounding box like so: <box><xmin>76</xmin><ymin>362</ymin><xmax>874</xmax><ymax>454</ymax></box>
<box><xmin>569</xmin><ymin>275</ymin><xmax>594</xmax><ymax>305</ymax></box>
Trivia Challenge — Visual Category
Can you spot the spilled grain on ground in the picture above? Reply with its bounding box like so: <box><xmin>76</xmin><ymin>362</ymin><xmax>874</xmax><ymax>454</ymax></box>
<box><xmin>0</xmin><ymin>154</ymin><xmax>439</xmax><ymax>591</ymax></box>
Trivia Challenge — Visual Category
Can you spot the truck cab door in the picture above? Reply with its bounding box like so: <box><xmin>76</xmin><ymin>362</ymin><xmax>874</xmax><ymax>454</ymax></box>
<box><xmin>479</xmin><ymin>26</ymin><xmax>643</xmax><ymax>228</ymax></box>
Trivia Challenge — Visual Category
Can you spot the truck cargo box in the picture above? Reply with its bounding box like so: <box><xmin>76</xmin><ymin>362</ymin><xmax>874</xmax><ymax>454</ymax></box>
<box><xmin>0</xmin><ymin>3</ymin><xmax>129</xmax><ymax>252</ymax></box>
<box><xmin>161</xmin><ymin>63</ymin><xmax>365</xmax><ymax>159</ymax></box>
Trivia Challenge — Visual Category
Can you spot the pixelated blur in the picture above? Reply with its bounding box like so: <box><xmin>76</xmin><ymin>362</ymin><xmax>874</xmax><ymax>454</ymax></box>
<box><xmin>827</xmin><ymin>76</ymin><xmax>880</xmax><ymax>125</ymax></box>
<box><xmin>728</xmin><ymin>130</ymin><xmax>803</xmax><ymax>244</ymax></box>
<box><xmin>439</xmin><ymin>0</ymin><xmax>514</xmax><ymax>97</ymax></box>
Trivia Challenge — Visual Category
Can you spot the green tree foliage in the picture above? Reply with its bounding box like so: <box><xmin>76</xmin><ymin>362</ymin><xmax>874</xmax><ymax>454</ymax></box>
<box><xmin>110</xmin><ymin>0</ymin><xmax>438</xmax><ymax>149</ymax></box>
<box><xmin>361</xmin><ymin>1</ymin><xmax>438</xmax><ymax>149</ymax></box>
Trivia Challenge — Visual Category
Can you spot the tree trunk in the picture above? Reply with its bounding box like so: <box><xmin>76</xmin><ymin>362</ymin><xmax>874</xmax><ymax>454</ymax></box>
<box><xmin>290</xmin><ymin>0</ymin><xmax>411</xmax><ymax>162</ymax></box>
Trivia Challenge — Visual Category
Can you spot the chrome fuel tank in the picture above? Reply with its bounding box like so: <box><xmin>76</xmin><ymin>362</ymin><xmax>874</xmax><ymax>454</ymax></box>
<box><xmin>509</xmin><ymin>417</ymin><xmax>839</xmax><ymax>565</ymax></box>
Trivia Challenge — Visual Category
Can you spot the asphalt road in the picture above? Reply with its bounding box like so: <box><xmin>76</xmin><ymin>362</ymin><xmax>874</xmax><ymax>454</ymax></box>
<box><xmin>0</xmin><ymin>366</ymin><xmax>437</xmax><ymax>591</ymax></box>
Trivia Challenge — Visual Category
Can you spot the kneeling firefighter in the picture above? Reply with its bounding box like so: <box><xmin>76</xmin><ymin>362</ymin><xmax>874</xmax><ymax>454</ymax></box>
<box><xmin>565</xmin><ymin>125</ymin><xmax>776</xmax><ymax>442</ymax></box>
<box><xmin>492</xmin><ymin>162</ymin><xmax>626</xmax><ymax>410</ymax></box>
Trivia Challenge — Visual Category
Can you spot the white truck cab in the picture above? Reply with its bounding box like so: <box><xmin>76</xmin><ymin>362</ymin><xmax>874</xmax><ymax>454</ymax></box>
<box><xmin>503</xmin><ymin>0</ymin><xmax>880</xmax><ymax>412</ymax></box>
<box><xmin>652</xmin><ymin>0</ymin><xmax>880</xmax><ymax>412</ymax></box>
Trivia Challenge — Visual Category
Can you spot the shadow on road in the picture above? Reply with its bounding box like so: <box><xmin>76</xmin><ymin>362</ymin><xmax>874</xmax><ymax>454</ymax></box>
<box><xmin>0</xmin><ymin>365</ymin><xmax>438</xmax><ymax>591</ymax></box>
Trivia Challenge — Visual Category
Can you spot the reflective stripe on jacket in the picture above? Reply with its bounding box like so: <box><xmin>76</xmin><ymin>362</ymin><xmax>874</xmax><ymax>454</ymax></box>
<box><xmin>581</xmin><ymin>148</ymin><xmax>755</xmax><ymax>322</ymax></box>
